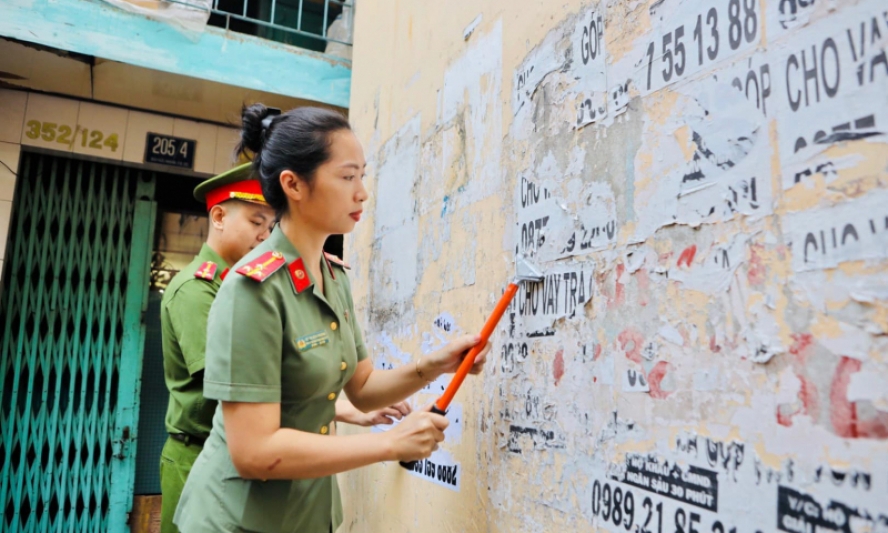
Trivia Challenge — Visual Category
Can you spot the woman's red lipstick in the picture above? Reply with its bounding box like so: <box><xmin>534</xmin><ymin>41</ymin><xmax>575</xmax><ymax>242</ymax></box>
<box><xmin>350</xmin><ymin>211</ymin><xmax>362</xmax><ymax>221</ymax></box>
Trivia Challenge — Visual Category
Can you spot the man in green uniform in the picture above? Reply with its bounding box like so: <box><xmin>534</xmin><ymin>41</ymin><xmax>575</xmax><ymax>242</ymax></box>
<box><xmin>159</xmin><ymin>163</ymin><xmax>276</xmax><ymax>533</ymax></box>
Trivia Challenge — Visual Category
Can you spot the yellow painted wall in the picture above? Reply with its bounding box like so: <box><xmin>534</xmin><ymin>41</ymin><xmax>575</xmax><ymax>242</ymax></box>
<box><xmin>340</xmin><ymin>0</ymin><xmax>888</xmax><ymax>531</ymax></box>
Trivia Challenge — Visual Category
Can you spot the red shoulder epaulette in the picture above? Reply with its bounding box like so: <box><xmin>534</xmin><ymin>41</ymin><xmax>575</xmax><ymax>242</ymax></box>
<box><xmin>194</xmin><ymin>261</ymin><xmax>218</xmax><ymax>281</ymax></box>
<box><xmin>324</xmin><ymin>252</ymin><xmax>350</xmax><ymax>269</ymax></box>
<box><xmin>236</xmin><ymin>251</ymin><xmax>286</xmax><ymax>282</ymax></box>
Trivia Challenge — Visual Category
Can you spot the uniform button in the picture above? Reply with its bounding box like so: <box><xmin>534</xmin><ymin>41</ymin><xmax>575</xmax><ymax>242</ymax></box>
<box><xmin>327</xmin><ymin>392</ymin><xmax>336</xmax><ymax>401</ymax></box>
<box><xmin>340</xmin><ymin>362</ymin><xmax>347</xmax><ymax>371</ymax></box>
<box><xmin>320</xmin><ymin>425</ymin><xmax>329</xmax><ymax>435</ymax></box>
<box><xmin>331</xmin><ymin>322</ymin><xmax>338</xmax><ymax>331</ymax></box>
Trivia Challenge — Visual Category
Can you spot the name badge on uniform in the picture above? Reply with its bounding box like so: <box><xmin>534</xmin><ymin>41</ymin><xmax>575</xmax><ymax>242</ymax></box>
<box><xmin>295</xmin><ymin>331</ymin><xmax>330</xmax><ymax>351</ymax></box>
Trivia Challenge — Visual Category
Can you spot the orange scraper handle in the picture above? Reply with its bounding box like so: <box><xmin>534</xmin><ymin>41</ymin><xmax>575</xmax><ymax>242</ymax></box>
<box><xmin>399</xmin><ymin>282</ymin><xmax>522</xmax><ymax>471</ymax></box>
<box><xmin>434</xmin><ymin>282</ymin><xmax>520</xmax><ymax>412</ymax></box>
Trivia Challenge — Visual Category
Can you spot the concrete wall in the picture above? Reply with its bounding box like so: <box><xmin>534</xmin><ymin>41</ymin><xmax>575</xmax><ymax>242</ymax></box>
<box><xmin>1</xmin><ymin>0</ymin><xmax>352</xmax><ymax>107</ymax></box>
<box><xmin>0</xmin><ymin>37</ymin><xmax>327</xmax><ymax>126</ymax></box>
<box><xmin>340</xmin><ymin>0</ymin><xmax>888</xmax><ymax>532</ymax></box>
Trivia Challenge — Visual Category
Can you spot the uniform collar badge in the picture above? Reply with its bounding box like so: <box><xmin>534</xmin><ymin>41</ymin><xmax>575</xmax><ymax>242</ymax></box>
<box><xmin>324</xmin><ymin>252</ymin><xmax>350</xmax><ymax>269</ymax></box>
<box><xmin>323</xmin><ymin>254</ymin><xmax>336</xmax><ymax>280</ymax></box>
<box><xmin>323</xmin><ymin>252</ymin><xmax>350</xmax><ymax>280</ymax></box>
<box><xmin>194</xmin><ymin>261</ymin><xmax>217</xmax><ymax>281</ymax></box>
<box><xmin>289</xmin><ymin>257</ymin><xmax>313</xmax><ymax>293</ymax></box>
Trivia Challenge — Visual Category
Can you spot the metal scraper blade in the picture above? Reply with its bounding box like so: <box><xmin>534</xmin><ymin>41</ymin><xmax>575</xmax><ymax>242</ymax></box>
<box><xmin>515</xmin><ymin>255</ymin><xmax>544</xmax><ymax>283</ymax></box>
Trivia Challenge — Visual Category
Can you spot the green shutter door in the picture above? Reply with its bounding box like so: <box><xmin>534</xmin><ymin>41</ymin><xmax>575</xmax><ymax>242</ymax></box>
<box><xmin>0</xmin><ymin>153</ymin><xmax>157</xmax><ymax>533</ymax></box>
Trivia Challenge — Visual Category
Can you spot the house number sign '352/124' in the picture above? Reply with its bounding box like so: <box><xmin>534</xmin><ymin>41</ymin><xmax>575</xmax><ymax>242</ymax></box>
<box><xmin>25</xmin><ymin>120</ymin><xmax>120</xmax><ymax>151</ymax></box>
<box><xmin>144</xmin><ymin>133</ymin><xmax>196</xmax><ymax>169</ymax></box>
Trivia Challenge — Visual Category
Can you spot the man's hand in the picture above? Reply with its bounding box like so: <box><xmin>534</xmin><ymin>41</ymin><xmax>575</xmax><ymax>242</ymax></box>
<box><xmin>359</xmin><ymin>401</ymin><xmax>412</xmax><ymax>426</ymax></box>
<box><xmin>335</xmin><ymin>398</ymin><xmax>413</xmax><ymax>427</ymax></box>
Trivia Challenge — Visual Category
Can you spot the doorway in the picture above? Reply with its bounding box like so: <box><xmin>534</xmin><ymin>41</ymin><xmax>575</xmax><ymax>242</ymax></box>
<box><xmin>0</xmin><ymin>151</ymin><xmax>156</xmax><ymax>532</ymax></box>
<box><xmin>131</xmin><ymin>172</ymin><xmax>207</xmax><ymax>530</ymax></box>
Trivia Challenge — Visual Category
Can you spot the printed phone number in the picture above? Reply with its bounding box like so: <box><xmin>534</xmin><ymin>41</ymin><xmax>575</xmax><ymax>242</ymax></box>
<box><xmin>642</xmin><ymin>0</ymin><xmax>759</xmax><ymax>92</ymax></box>
<box><xmin>25</xmin><ymin>120</ymin><xmax>120</xmax><ymax>152</ymax></box>
<box><xmin>591</xmin><ymin>479</ymin><xmax>761</xmax><ymax>533</ymax></box>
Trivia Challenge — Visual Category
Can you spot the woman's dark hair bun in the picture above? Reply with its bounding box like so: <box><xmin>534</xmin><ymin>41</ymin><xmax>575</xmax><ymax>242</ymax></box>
<box><xmin>235</xmin><ymin>104</ymin><xmax>352</xmax><ymax>218</ymax></box>
<box><xmin>237</xmin><ymin>103</ymin><xmax>272</xmax><ymax>156</ymax></box>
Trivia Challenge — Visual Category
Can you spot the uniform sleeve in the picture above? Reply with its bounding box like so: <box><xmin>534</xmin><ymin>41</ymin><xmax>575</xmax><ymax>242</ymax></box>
<box><xmin>340</xmin><ymin>271</ymin><xmax>368</xmax><ymax>362</ymax></box>
<box><xmin>167</xmin><ymin>280</ymin><xmax>216</xmax><ymax>376</ymax></box>
<box><xmin>203</xmin><ymin>276</ymin><xmax>283</xmax><ymax>403</ymax></box>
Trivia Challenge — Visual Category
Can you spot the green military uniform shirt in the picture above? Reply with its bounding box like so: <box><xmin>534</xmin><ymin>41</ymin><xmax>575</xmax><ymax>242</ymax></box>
<box><xmin>161</xmin><ymin>244</ymin><xmax>229</xmax><ymax>439</ymax></box>
<box><xmin>174</xmin><ymin>226</ymin><xmax>368</xmax><ymax>533</ymax></box>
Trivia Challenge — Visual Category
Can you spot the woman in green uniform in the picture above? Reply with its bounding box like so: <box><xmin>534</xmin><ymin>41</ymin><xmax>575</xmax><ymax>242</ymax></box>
<box><xmin>174</xmin><ymin>105</ymin><xmax>490</xmax><ymax>533</ymax></box>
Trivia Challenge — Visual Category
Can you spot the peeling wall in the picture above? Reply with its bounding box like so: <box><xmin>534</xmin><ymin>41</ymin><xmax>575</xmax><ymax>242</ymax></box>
<box><xmin>340</xmin><ymin>1</ymin><xmax>888</xmax><ymax>532</ymax></box>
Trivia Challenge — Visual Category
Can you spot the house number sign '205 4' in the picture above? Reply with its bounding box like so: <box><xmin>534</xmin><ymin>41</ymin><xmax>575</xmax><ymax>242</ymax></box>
<box><xmin>144</xmin><ymin>132</ymin><xmax>196</xmax><ymax>169</ymax></box>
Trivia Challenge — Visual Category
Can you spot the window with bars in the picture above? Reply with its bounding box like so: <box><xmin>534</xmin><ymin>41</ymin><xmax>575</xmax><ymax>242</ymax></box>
<box><xmin>208</xmin><ymin>0</ymin><xmax>354</xmax><ymax>54</ymax></box>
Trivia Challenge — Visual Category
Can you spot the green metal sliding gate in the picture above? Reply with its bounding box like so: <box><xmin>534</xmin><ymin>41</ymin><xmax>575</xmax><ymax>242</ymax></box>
<box><xmin>0</xmin><ymin>153</ymin><xmax>157</xmax><ymax>532</ymax></box>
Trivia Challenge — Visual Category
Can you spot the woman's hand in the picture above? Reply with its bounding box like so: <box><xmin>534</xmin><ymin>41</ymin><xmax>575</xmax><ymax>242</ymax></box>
<box><xmin>343</xmin><ymin>337</ymin><xmax>490</xmax><ymax>414</ymax></box>
<box><xmin>360</xmin><ymin>401</ymin><xmax>412</xmax><ymax>426</ymax></box>
<box><xmin>385</xmin><ymin>404</ymin><xmax>449</xmax><ymax>462</ymax></box>
<box><xmin>422</xmin><ymin>334</ymin><xmax>491</xmax><ymax>379</ymax></box>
